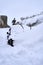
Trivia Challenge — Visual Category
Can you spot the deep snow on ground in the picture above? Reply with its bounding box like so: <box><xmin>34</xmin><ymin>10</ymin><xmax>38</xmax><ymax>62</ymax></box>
<box><xmin>0</xmin><ymin>18</ymin><xmax>43</xmax><ymax>65</ymax></box>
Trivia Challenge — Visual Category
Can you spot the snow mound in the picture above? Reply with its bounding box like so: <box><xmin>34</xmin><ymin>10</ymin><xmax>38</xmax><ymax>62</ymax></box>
<box><xmin>0</xmin><ymin>19</ymin><xmax>43</xmax><ymax>65</ymax></box>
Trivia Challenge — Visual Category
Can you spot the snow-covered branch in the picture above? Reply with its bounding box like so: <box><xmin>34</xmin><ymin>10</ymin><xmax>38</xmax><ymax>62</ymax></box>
<box><xmin>26</xmin><ymin>19</ymin><xmax>42</xmax><ymax>30</ymax></box>
<box><xmin>20</xmin><ymin>11</ymin><xmax>43</xmax><ymax>21</ymax></box>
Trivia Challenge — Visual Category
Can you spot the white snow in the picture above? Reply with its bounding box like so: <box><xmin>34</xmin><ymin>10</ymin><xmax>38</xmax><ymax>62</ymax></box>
<box><xmin>0</xmin><ymin>17</ymin><xmax>43</xmax><ymax>65</ymax></box>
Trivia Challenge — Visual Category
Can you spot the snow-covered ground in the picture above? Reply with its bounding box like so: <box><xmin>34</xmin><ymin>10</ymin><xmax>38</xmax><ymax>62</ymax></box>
<box><xmin>0</xmin><ymin>17</ymin><xmax>43</xmax><ymax>65</ymax></box>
